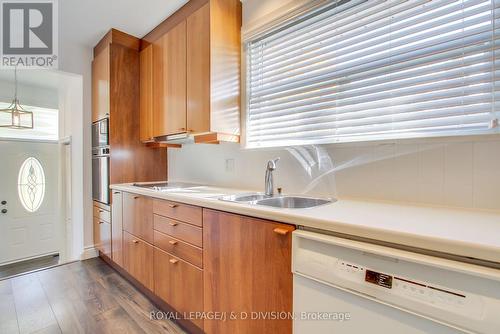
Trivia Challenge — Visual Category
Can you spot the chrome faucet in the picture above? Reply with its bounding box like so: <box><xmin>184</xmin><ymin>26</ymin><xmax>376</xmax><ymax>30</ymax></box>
<box><xmin>265</xmin><ymin>158</ymin><xmax>280</xmax><ymax>196</ymax></box>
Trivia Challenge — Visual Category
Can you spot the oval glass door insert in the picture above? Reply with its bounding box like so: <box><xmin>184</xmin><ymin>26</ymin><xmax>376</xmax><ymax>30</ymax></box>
<box><xmin>18</xmin><ymin>157</ymin><xmax>46</xmax><ymax>212</ymax></box>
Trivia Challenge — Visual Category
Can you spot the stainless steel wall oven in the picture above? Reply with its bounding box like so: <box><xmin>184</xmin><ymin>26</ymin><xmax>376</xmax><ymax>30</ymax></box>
<box><xmin>92</xmin><ymin>118</ymin><xmax>110</xmax><ymax>204</ymax></box>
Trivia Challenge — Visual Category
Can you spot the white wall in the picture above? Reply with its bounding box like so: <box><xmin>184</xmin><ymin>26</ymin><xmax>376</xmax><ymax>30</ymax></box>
<box><xmin>58</xmin><ymin>2</ymin><xmax>94</xmax><ymax>251</ymax></box>
<box><xmin>0</xmin><ymin>81</ymin><xmax>58</xmax><ymax>109</ymax></box>
<box><xmin>168</xmin><ymin>137</ymin><xmax>500</xmax><ymax>211</ymax></box>
<box><xmin>168</xmin><ymin>0</ymin><xmax>500</xmax><ymax>212</ymax></box>
<box><xmin>57</xmin><ymin>74</ymin><xmax>85</xmax><ymax>260</ymax></box>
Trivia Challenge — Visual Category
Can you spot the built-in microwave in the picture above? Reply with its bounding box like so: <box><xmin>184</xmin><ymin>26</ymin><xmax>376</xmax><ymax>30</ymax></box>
<box><xmin>92</xmin><ymin>118</ymin><xmax>109</xmax><ymax>148</ymax></box>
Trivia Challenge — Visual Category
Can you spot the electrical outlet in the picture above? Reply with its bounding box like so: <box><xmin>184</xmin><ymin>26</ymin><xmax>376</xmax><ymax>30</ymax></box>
<box><xmin>225</xmin><ymin>159</ymin><xmax>235</xmax><ymax>172</ymax></box>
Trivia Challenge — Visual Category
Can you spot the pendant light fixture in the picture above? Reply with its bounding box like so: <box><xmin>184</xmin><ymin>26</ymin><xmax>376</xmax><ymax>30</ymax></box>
<box><xmin>0</xmin><ymin>67</ymin><xmax>34</xmax><ymax>129</ymax></box>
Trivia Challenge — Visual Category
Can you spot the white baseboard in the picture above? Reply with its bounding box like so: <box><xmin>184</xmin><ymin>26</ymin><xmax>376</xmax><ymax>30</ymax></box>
<box><xmin>80</xmin><ymin>246</ymin><xmax>98</xmax><ymax>260</ymax></box>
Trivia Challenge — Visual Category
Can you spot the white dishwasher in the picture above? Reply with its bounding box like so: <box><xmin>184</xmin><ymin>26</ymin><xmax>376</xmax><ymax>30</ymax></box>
<box><xmin>293</xmin><ymin>230</ymin><xmax>500</xmax><ymax>334</ymax></box>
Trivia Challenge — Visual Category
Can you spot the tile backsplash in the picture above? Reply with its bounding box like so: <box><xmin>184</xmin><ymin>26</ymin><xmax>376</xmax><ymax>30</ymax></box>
<box><xmin>168</xmin><ymin>138</ymin><xmax>500</xmax><ymax>211</ymax></box>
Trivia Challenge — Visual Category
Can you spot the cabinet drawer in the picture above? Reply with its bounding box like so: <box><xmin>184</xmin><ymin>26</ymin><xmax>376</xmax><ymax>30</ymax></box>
<box><xmin>123</xmin><ymin>193</ymin><xmax>153</xmax><ymax>243</ymax></box>
<box><xmin>154</xmin><ymin>230</ymin><xmax>202</xmax><ymax>268</ymax></box>
<box><xmin>154</xmin><ymin>247</ymin><xmax>203</xmax><ymax>330</ymax></box>
<box><xmin>154</xmin><ymin>215</ymin><xmax>202</xmax><ymax>247</ymax></box>
<box><xmin>153</xmin><ymin>199</ymin><xmax>202</xmax><ymax>227</ymax></box>
<box><xmin>123</xmin><ymin>231</ymin><xmax>154</xmax><ymax>291</ymax></box>
<box><xmin>93</xmin><ymin>217</ymin><xmax>111</xmax><ymax>258</ymax></box>
<box><xmin>93</xmin><ymin>205</ymin><xmax>111</xmax><ymax>223</ymax></box>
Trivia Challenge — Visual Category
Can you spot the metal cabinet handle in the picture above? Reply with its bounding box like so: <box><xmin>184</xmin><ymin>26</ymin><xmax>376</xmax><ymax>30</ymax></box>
<box><xmin>169</xmin><ymin>240</ymin><xmax>178</xmax><ymax>245</ymax></box>
<box><xmin>132</xmin><ymin>240</ymin><xmax>139</xmax><ymax>244</ymax></box>
<box><xmin>99</xmin><ymin>221</ymin><xmax>105</xmax><ymax>225</ymax></box>
<box><xmin>99</xmin><ymin>209</ymin><xmax>104</xmax><ymax>213</ymax></box>
<box><xmin>1</xmin><ymin>209</ymin><xmax>7</xmax><ymax>214</ymax></box>
<box><xmin>133</xmin><ymin>196</ymin><xmax>140</xmax><ymax>199</ymax></box>
<box><xmin>169</xmin><ymin>222</ymin><xmax>178</xmax><ymax>227</ymax></box>
<box><xmin>169</xmin><ymin>259</ymin><xmax>178</xmax><ymax>264</ymax></box>
<box><xmin>273</xmin><ymin>227</ymin><xmax>289</xmax><ymax>235</ymax></box>
<box><xmin>168</xmin><ymin>203</ymin><xmax>178</xmax><ymax>208</ymax></box>
<box><xmin>113</xmin><ymin>191</ymin><xmax>120</xmax><ymax>194</ymax></box>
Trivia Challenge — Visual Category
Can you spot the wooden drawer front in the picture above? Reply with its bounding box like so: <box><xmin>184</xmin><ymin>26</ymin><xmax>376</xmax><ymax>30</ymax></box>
<box><xmin>93</xmin><ymin>200</ymin><xmax>110</xmax><ymax>212</ymax></box>
<box><xmin>93</xmin><ymin>217</ymin><xmax>111</xmax><ymax>258</ymax></box>
<box><xmin>93</xmin><ymin>217</ymin><xmax>101</xmax><ymax>253</ymax></box>
<box><xmin>153</xmin><ymin>199</ymin><xmax>202</xmax><ymax>227</ymax></box>
<box><xmin>123</xmin><ymin>231</ymin><xmax>154</xmax><ymax>291</ymax></box>
<box><xmin>123</xmin><ymin>193</ymin><xmax>154</xmax><ymax>243</ymax></box>
<box><xmin>154</xmin><ymin>230</ymin><xmax>202</xmax><ymax>268</ymax></box>
<box><xmin>93</xmin><ymin>205</ymin><xmax>111</xmax><ymax>223</ymax></box>
<box><xmin>154</xmin><ymin>247</ymin><xmax>203</xmax><ymax>330</ymax></box>
<box><xmin>154</xmin><ymin>215</ymin><xmax>202</xmax><ymax>247</ymax></box>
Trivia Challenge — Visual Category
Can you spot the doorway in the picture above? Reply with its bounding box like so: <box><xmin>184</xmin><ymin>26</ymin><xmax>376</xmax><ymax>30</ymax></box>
<box><xmin>0</xmin><ymin>68</ymin><xmax>84</xmax><ymax>279</ymax></box>
<box><xmin>0</xmin><ymin>139</ymin><xmax>65</xmax><ymax>277</ymax></box>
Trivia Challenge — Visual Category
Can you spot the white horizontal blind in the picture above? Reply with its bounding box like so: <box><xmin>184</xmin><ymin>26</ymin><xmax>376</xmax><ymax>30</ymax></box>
<box><xmin>246</xmin><ymin>0</ymin><xmax>500</xmax><ymax>148</ymax></box>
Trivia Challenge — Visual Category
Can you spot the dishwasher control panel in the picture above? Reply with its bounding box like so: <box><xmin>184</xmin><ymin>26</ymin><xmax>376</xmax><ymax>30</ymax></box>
<box><xmin>335</xmin><ymin>259</ymin><xmax>480</xmax><ymax>319</ymax></box>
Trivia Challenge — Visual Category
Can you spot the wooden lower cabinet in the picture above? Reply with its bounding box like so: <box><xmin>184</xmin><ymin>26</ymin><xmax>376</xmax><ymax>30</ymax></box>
<box><xmin>93</xmin><ymin>217</ymin><xmax>111</xmax><ymax>258</ymax></box>
<box><xmin>203</xmin><ymin>209</ymin><xmax>295</xmax><ymax>334</ymax></box>
<box><xmin>123</xmin><ymin>192</ymin><xmax>154</xmax><ymax>243</ymax></box>
<box><xmin>154</xmin><ymin>247</ymin><xmax>204</xmax><ymax>330</ymax></box>
<box><xmin>111</xmin><ymin>190</ymin><xmax>123</xmax><ymax>266</ymax></box>
<box><xmin>123</xmin><ymin>231</ymin><xmax>154</xmax><ymax>291</ymax></box>
<box><xmin>106</xmin><ymin>194</ymin><xmax>295</xmax><ymax>334</ymax></box>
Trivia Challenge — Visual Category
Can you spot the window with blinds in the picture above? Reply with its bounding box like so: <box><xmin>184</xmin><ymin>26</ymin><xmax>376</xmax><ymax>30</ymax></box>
<box><xmin>245</xmin><ymin>0</ymin><xmax>500</xmax><ymax>148</ymax></box>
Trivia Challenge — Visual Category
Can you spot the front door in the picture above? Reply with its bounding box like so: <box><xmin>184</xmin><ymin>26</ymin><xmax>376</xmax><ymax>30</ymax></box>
<box><xmin>0</xmin><ymin>140</ymin><xmax>61</xmax><ymax>265</ymax></box>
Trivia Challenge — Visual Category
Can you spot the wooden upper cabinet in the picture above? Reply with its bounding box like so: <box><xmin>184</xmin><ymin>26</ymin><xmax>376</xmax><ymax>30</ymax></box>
<box><xmin>92</xmin><ymin>29</ymin><xmax>167</xmax><ymax>184</ymax></box>
<box><xmin>186</xmin><ymin>3</ymin><xmax>210</xmax><ymax>134</ymax></box>
<box><xmin>203</xmin><ymin>209</ymin><xmax>295</xmax><ymax>334</ymax></box>
<box><xmin>92</xmin><ymin>44</ymin><xmax>110</xmax><ymax>122</ymax></box>
<box><xmin>145</xmin><ymin>0</ymin><xmax>241</xmax><ymax>143</ymax></box>
<box><xmin>164</xmin><ymin>21</ymin><xmax>187</xmax><ymax>136</ymax></box>
<box><xmin>139</xmin><ymin>45</ymin><xmax>154</xmax><ymax>142</ymax></box>
<box><xmin>153</xmin><ymin>21</ymin><xmax>187</xmax><ymax>137</ymax></box>
<box><xmin>206</xmin><ymin>0</ymin><xmax>241</xmax><ymax>138</ymax></box>
<box><xmin>187</xmin><ymin>0</ymin><xmax>242</xmax><ymax>142</ymax></box>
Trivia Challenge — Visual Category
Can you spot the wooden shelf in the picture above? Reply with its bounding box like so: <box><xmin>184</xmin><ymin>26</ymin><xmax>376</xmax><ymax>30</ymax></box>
<box><xmin>194</xmin><ymin>132</ymin><xmax>239</xmax><ymax>144</ymax></box>
<box><xmin>145</xmin><ymin>142</ymin><xmax>182</xmax><ymax>149</ymax></box>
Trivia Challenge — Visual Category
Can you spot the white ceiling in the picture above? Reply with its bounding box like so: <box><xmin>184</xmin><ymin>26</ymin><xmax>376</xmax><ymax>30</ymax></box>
<box><xmin>60</xmin><ymin>0</ymin><xmax>189</xmax><ymax>47</ymax></box>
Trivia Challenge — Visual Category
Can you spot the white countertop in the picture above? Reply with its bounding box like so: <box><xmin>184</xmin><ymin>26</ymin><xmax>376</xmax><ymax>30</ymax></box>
<box><xmin>110</xmin><ymin>182</ymin><xmax>500</xmax><ymax>264</ymax></box>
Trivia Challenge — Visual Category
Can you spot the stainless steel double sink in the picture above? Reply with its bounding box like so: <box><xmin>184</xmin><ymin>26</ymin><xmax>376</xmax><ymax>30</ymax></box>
<box><xmin>219</xmin><ymin>193</ymin><xmax>334</xmax><ymax>209</ymax></box>
<box><xmin>133</xmin><ymin>182</ymin><xmax>334</xmax><ymax>209</ymax></box>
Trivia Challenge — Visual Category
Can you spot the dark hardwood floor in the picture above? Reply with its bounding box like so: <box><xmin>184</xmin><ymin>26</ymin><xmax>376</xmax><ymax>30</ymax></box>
<box><xmin>0</xmin><ymin>257</ymin><xmax>185</xmax><ymax>334</ymax></box>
